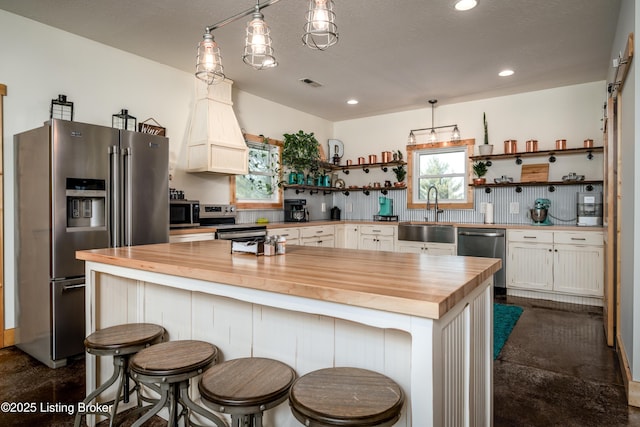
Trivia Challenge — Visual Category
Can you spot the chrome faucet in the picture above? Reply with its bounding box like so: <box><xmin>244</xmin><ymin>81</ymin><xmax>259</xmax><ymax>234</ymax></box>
<box><xmin>425</xmin><ymin>185</ymin><xmax>444</xmax><ymax>222</ymax></box>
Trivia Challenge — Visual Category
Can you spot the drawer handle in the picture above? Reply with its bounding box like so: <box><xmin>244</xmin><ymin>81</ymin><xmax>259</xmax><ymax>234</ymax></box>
<box><xmin>373</xmin><ymin>229</ymin><xmax>382</xmax><ymax>233</ymax></box>
<box><xmin>281</xmin><ymin>233</ymin><xmax>290</xmax><ymax>237</ymax></box>
<box><xmin>316</xmin><ymin>231</ymin><xmax>324</xmax><ymax>234</ymax></box>
<box><xmin>570</xmin><ymin>237</ymin><xmax>586</xmax><ymax>241</ymax></box>
<box><xmin>523</xmin><ymin>236</ymin><xmax>537</xmax><ymax>239</ymax></box>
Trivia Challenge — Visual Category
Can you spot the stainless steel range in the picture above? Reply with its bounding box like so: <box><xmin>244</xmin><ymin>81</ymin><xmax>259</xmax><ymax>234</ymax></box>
<box><xmin>199</xmin><ymin>204</ymin><xmax>267</xmax><ymax>241</ymax></box>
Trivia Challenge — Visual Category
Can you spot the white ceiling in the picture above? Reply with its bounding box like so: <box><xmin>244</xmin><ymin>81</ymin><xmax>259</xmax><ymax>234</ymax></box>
<box><xmin>0</xmin><ymin>0</ymin><xmax>621</xmax><ymax>121</ymax></box>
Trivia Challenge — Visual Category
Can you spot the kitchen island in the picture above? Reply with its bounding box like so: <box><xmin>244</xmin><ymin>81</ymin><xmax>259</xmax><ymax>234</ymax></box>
<box><xmin>77</xmin><ymin>240</ymin><xmax>501</xmax><ymax>426</ymax></box>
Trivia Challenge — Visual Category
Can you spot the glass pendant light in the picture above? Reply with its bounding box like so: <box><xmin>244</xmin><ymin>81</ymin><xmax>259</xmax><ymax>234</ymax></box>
<box><xmin>243</xmin><ymin>2</ymin><xmax>277</xmax><ymax>70</ymax></box>
<box><xmin>451</xmin><ymin>125</ymin><xmax>461</xmax><ymax>141</ymax></box>
<box><xmin>195</xmin><ymin>29</ymin><xmax>225</xmax><ymax>84</ymax></box>
<box><xmin>408</xmin><ymin>131</ymin><xmax>416</xmax><ymax>145</ymax></box>
<box><xmin>303</xmin><ymin>0</ymin><xmax>339</xmax><ymax>50</ymax></box>
<box><xmin>429</xmin><ymin>99</ymin><xmax>438</xmax><ymax>142</ymax></box>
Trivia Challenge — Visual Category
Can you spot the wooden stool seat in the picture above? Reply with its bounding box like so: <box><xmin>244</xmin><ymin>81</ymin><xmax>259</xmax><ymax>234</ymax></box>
<box><xmin>85</xmin><ymin>323</ymin><xmax>165</xmax><ymax>355</ymax></box>
<box><xmin>199</xmin><ymin>357</ymin><xmax>296</xmax><ymax>426</ymax></box>
<box><xmin>289</xmin><ymin>367</ymin><xmax>404</xmax><ymax>427</ymax></box>
<box><xmin>129</xmin><ymin>340</ymin><xmax>226</xmax><ymax>427</ymax></box>
<box><xmin>75</xmin><ymin>323</ymin><xmax>165</xmax><ymax>427</ymax></box>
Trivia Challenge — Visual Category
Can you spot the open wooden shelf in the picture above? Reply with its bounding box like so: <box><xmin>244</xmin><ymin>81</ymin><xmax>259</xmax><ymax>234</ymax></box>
<box><xmin>470</xmin><ymin>146</ymin><xmax>603</xmax><ymax>163</ymax></box>
<box><xmin>283</xmin><ymin>184</ymin><xmax>406</xmax><ymax>196</ymax></box>
<box><xmin>470</xmin><ymin>180</ymin><xmax>603</xmax><ymax>193</ymax></box>
<box><xmin>320</xmin><ymin>161</ymin><xmax>406</xmax><ymax>174</ymax></box>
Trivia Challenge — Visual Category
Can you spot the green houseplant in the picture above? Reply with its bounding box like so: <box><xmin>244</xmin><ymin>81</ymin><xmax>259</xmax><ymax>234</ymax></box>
<box><xmin>472</xmin><ymin>160</ymin><xmax>488</xmax><ymax>184</ymax></box>
<box><xmin>478</xmin><ymin>113</ymin><xmax>493</xmax><ymax>155</ymax></box>
<box><xmin>282</xmin><ymin>130</ymin><xmax>321</xmax><ymax>184</ymax></box>
<box><xmin>392</xmin><ymin>150</ymin><xmax>406</xmax><ymax>186</ymax></box>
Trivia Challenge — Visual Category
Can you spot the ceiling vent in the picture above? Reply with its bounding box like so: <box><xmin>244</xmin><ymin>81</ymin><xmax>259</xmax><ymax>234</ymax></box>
<box><xmin>299</xmin><ymin>78</ymin><xmax>323</xmax><ymax>88</ymax></box>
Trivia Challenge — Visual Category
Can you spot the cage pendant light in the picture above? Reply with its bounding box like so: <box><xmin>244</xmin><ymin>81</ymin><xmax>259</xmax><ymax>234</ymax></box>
<box><xmin>196</xmin><ymin>30</ymin><xmax>225</xmax><ymax>84</ymax></box>
<box><xmin>303</xmin><ymin>0</ymin><xmax>339</xmax><ymax>50</ymax></box>
<box><xmin>243</xmin><ymin>3</ymin><xmax>277</xmax><ymax>70</ymax></box>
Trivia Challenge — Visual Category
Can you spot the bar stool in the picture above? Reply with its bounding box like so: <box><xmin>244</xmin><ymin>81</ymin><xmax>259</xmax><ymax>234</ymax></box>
<box><xmin>199</xmin><ymin>357</ymin><xmax>296</xmax><ymax>427</ymax></box>
<box><xmin>129</xmin><ymin>340</ymin><xmax>227</xmax><ymax>427</ymax></box>
<box><xmin>288</xmin><ymin>367</ymin><xmax>405</xmax><ymax>427</ymax></box>
<box><xmin>74</xmin><ymin>323</ymin><xmax>165</xmax><ymax>427</ymax></box>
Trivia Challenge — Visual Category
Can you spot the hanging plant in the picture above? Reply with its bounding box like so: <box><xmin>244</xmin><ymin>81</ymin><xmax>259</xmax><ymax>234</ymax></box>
<box><xmin>282</xmin><ymin>130</ymin><xmax>321</xmax><ymax>184</ymax></box>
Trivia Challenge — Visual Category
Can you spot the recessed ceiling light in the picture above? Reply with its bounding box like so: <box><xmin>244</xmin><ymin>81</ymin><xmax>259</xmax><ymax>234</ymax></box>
<box><xmin>347</xmin><ymin>99</ymin><xmax>359</xmax><ymax>105</ymax></box>
<box><xmin>499</xmin><ymin>69</ymin><xmax>514</xmax><ymax>77</ymax></box>
<box><xmin>455</xmin><ymin>0</ymin><xmax>478</xmax><ymax>11</ymax></box>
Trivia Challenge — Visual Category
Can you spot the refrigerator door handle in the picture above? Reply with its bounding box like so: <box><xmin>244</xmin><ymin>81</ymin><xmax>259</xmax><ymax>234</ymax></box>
<box><xmin>61</xmin><ymin>283</ymin><xmax>86</xmax><ymax>292</ymax></box>
<box><xmin>110</xmin><ymin>144</ymin><xmax>121</xmax><ymax>247</ymax></box>
<box><xmin>122</xmin><ymin>147</ymin><xmax>132</xmax><ymax>247</ymax></box>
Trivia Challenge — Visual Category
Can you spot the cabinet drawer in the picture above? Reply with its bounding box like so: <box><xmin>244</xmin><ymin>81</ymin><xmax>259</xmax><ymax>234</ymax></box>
<box><xmin>300</xmin><ymin>225</ymin><xmax>335</xmax><ymax>238</ymax></box>
<box><xmin>268</xmin><ymin>227</ymin><xmax>300</xmax><ymax>240</ymax></box>
<box><xmin>508</xmin><ymin>229</ymin><xmax>554</xmax><ymax>243</ymax></box>
<box><xmin>554</xmin><ymin>231</ymin><xmax>603</xmax><ymax>246</ymax></box>
<box><xmin>359</xmin><ymin>225</ymin><xmax>396</xmax><ymax>237</ymax></box>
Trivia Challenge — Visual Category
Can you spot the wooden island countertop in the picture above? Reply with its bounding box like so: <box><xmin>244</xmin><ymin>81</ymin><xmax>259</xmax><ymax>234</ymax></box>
<box><xmin>76</xmin><ymin>240</ymin><xmax>500</xmax><ymax>320</ymax></box>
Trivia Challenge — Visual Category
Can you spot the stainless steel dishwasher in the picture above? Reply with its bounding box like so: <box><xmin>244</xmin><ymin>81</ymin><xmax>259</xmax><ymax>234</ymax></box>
<box><xmin>457</xmin><ymin>227</ymin><xmax>506</xmax><ymax>292</ymax></box>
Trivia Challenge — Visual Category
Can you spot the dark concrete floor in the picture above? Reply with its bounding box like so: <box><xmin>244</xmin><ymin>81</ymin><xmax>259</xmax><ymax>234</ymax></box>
<box><xmin>494</xmin><ymin>295</ymin><xmax>640</xmax><ymax>427</ymax></box>
<box><xmin>1</xmin><ymin>296</ymin><xmax>639</xmax><ymax>426</ymax></box>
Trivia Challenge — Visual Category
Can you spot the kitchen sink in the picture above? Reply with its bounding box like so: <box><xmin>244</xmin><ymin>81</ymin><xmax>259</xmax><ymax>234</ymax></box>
<box><xmin>397</xmin><ymin>223</ymin><xmax>456</xmax><ymax>244</ymax></box>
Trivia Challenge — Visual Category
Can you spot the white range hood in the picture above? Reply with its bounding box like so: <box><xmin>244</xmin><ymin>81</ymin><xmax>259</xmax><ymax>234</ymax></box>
<box><xmin>187</xmin><ymin>79</ymin><xmax>248</xmax><ymax>175</ymax></box>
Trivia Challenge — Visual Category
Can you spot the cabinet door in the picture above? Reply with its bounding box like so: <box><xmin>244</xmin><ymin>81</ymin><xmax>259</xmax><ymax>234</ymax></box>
<box><xmin>377</xmin><ymin>236</ymin><xmax>396</xmax><ymax>252</ymax></box>
<box><xmin>507</xmin><ymin>242</ymin><xmax>553</xmax><ymax>290</ymax></box>
<box><xmin>425</xmin><ymin>244</ymin><xmax>456</xmax><ymax>256</ymax></box>
<box><xmin>358</xmin><ymin>235</ymin><xmax>380</xmax><ymax>251</ymax></box>
<box><xmin>553</xmin><ymin>244</ymin><xmax>604</xmax><ymax>296</ymax></box>
<box><xmin>395</xmin><ymin>241</ymin><xmax>423</xmax><ymax>254</ymax></box>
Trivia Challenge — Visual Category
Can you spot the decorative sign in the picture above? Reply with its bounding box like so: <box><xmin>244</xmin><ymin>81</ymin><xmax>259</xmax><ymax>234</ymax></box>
<box><xmin>138</xmin><ymin>118</ymin><xmax>166</xmax><ymax>136</ymax></box>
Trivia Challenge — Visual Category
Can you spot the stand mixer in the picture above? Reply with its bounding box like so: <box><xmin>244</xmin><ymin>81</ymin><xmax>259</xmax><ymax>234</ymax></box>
<box><xmin>530</xmin><ymin>198</ymin><xmax>552</xmax><ymax>225</ymax></box>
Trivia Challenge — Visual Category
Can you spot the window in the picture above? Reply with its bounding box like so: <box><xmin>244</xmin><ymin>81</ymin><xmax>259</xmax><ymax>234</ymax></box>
<box><xmin>406</xmin><ymin>139</ymin><xmax>475</xmax><ymax>209</ymax></box>
<box><xmin>231</xmin><ymin>134</ymin><xmax>283</xmax><ymax>209</ymax></box>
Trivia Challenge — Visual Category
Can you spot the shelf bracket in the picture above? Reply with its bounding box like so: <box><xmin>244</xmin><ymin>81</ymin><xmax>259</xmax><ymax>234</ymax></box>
<box><xmin>295</xmin><ymin>188</ymin><xmax>305</xmax><ymax>194</ymax></box>
<box><xmin>342</xmin><ymin>190</ymin><xmax>350</xmax><ymax>196</ymax></box>
<box><xmin>515</xmin><ymin>156</ymin><xmax>522</xmax><ymax>165</ymax></box>
<box><xmin>380</xmin><ymin>165</ymin><xmax>388</xmax><ymax>172</ymax></box>
<box><xmin>362</xmin><ymin>166</ymin><xmax>370</xmax><ymax>173</ymax></box>
<box><xmin>586</xmin><ymin>184</ymin><xmax>594</xmax><ymax>192</ymax></box>
<box><xmin>587</xmin><ymin>151</ymin><xmax>594</xmax><ymax>160</ymax></box>
<box><xmin>323</xmin><ymin>190</ymin><xmax>332</xmax><ymax>195</ymax></box>
<box><xmin>381</xmin><ymin>189</ymin><xmax>388</xmax><ymax>195</ymax></box>
<box><xmin>342</xmin><ymin>169</ymin><xmax>350</xmax><ymax>175</ymax></box>
<box><xmin>363</xmin><ymin>189</ymin><xmax>370</xmax><ymax>196</ymax></box>
<box><xmin>549</xmin><ymin>155</ymin><xmax>556</xmax><ymax>163</ymax></box>
<box><xmin>486</xmin><ymin>160</ymin><xmax>492</xmax><ymax>167</ymax></box>
<box><xmin>548</xmin><ymin>185</ymin><xmax>556</xmax><ymax>192</ymax></box>
<box><xmin>515</xmin><ymin>186</ymin><xmax>522</xmax><ymax>193</ymax></box>
<box><xmin>309</xmin><ymin>189</ymin><xmax>318</xmax><ymax>195</ymax></box>
<box><xmin>484</xmin><ymin>187</ymin><xmax>492</xmax><ymax>194</ymax></box>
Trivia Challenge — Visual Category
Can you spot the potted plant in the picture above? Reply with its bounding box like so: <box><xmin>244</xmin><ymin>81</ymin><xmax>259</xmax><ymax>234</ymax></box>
<box><xmin>472</xmin><ymin>160</ymin><xmax>488</xmax><ymax>184</ymax></box>
<box><xmin>392</xmin><ymin>164</ymin><xmax>406</xmax><ymax>187</ymax></box>
<box><xmin>282</xmin><ymin>130</ymin><xmax>321</xmax><ymax>184</ymax></box>
<box><xmin>478</xmin><ymin>112</ymin><xmax>493</xmax><ymax>155</ymax></box>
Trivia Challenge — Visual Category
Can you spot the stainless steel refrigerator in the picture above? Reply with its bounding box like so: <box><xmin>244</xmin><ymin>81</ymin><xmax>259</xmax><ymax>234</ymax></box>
<box><xmin>15</xmin><ymin>119</ymin><xmax>169</xmax><ymax>368</ymax></box>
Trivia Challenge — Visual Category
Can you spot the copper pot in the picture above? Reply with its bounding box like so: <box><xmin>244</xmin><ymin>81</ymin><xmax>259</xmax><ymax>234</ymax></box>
<box><xmin>525</xmin><ymin>140</ymin><xmax>538</xmax><ymax>152</ymax></box>
<box><xmin>381</xmin><ymin>151</ymin><xmax>392</xmax><ymax>162</ymax></box>
<box><xmin>584</xmin><ymin>139</ymin><xmax>594</xmax><ymax>148</ymax></box>
<box><xmin>357</xmin><ymin>157</ymin><xmax>366</xmax><ymax>165</ymax></box>
<box><xmin>369</xmin><ymin>154</ymin><xmax>377</xmax><ymax>164</ymax></box>
<box><xmin>555</xmin><ymin>139</ymin><xmax>567</xmax><ymax>150</ymax></box>
<box><xmin>346</xmin><ymin>159</ymin><xmax>353</xmax><ymax>165</ymax></box>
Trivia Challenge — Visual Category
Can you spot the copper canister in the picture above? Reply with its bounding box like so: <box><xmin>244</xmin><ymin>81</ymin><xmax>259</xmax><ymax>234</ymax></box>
<box><xmin>525</xmin><ymin>139</ymin><xmax>538</xmax><ymax>152</ymax></box>
<box><xmin>584</xmin><ymin>139</ymin><xmax>594</xmax><ymax>148</ymax></box>
<box><xmin>504</xmin><ymin>140</ymin><xmax>517</xmax><ymax>154</ymax></box>
<box><xmin>381</xmin><ymin>151</ymin><xmax>392</xmax><ymax>162</ymax></box>
<box><xmin>357</xmin><ymin>157</ymin><xmax>365</xmax><ymax>165</ymax></box>
<box><xmin>346</xmin><ymin>159</ymin><xmax>353</xmax><ymax>166</ymax></box>
<box><xmin>555</xmin><ymin>139</ymin><xmax>567</xmax><ymax>150</ymax></box>
<box><xmin>369</xmin><ymin>154</ymin><xmax>377</xmax><ymax>164</ymax></box>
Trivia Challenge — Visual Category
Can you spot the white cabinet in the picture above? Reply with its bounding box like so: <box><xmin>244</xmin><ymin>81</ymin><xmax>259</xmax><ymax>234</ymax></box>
<box><xmin>267</xmin><ymin>227</ymin><xmax>300</xmax><ymax>245</ymax></box>
<box><xmin>358</xmin><ymin>225</ymin><xmax>395</xmax><ymax>252</ymax></box>
<box><xmin>169</xmin><ymin>232</ymin><xmax>216</xmax><ymax>243</ymax></box>
<box><xmin>335</xmin><ymin>224</ymin><xmax>359</xmax><ymax>249</ymax></box>
<box><xmin>506</xmin><ymin>229</ymin><xmax>603</xmax><ymax>304</ymax></box>
<box><xmin>300</xmin><ymin>225</ymin><xmax>335</xmax><ymax>247</ymax></box>
<box><xmin>396</xmin><ymin>241</ymin><xmax>456</xmax><ymax>256</ymax></box>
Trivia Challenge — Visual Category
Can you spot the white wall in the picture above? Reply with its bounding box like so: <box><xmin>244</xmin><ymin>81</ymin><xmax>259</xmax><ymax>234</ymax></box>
<box><xmin>0</xmin><ymin>10</ymin><xmax>330</xmax><ymax>329</ymax></box>
<box><xmin>334</xmin><ymin>82</ymin><xmax>604</xmax><ymax>187</ymax></box>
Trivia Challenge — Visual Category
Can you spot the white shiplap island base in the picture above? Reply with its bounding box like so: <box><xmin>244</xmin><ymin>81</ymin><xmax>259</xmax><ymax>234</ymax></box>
<box><xmin>77</xmin><ymin>240</ymin><xmax>501</xmax><ymax>426</ymax></box>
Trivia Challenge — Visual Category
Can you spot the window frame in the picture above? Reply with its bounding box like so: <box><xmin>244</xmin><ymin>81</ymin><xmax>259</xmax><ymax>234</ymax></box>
<box><xmin>406</xmin><ymin>139</ymin><xmax>475</xmax><ymax>209</ymax></box>
<box><xmin>230</xmin><ymin>133</ymin><xmax>283</xmax><ymax>210</ymax></box>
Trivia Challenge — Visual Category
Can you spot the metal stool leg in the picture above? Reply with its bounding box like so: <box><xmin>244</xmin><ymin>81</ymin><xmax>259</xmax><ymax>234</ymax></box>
<box><xmin>74</xmin><ymin>355</ymin><xmax>123</xmax><ymax>427</ymax></box>
<box><xmin>130</xmin><ymin>383</ymin><xmax>170</xmax><ymax>427</ymax></box>
<box><xmin>177</xmin><ymin>380</ymin><xmax>227</xmax><ymax>427</ymax></box>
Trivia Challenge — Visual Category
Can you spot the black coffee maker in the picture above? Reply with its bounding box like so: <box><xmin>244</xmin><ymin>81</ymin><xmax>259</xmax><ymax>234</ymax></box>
<box><xmin>284</xmin><ymin>199</ymin><xmax>308</xmax><ymax>222</ymax></box>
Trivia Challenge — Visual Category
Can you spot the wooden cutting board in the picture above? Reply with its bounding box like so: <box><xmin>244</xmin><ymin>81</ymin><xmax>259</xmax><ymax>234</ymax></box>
<box><xmin>520</xmin><ymin>163</ymin><xmax>549</xmax><ymax>182</ymax></box>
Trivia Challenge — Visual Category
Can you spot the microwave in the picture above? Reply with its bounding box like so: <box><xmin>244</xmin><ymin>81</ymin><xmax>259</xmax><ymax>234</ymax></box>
<box><xmin>170</xmin><ymin>200</ymin><xmax>200</xmax><ymax>228</ymax></box>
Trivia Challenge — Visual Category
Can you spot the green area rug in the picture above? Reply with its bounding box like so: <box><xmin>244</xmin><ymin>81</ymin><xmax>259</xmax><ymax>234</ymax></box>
<box><xmin>494</xmin><ymin>303</ymin><xmax>524</xmax><ymax>359</ymax></box>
